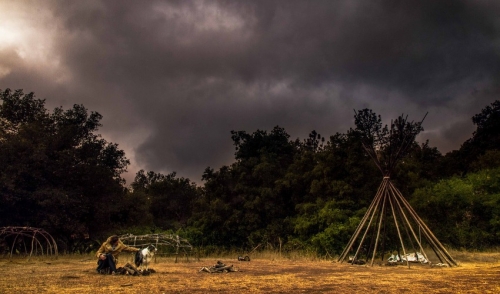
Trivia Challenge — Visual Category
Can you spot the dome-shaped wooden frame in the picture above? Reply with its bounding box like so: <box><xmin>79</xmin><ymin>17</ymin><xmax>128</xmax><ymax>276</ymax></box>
<box><xmin>0</xmin><ymin>226</ymin><xmax>58</xmax><ymax>260</ymax></box>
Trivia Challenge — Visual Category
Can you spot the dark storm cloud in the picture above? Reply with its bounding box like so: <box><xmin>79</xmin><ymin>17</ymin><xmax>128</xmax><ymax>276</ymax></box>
<box><xmin>1</xmin><ymin>0</ymin><xmax>499</xmax><ymax>183</ymax></box>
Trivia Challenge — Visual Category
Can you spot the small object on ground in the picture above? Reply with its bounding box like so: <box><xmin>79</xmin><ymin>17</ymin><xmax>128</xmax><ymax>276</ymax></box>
<box><xmin>387</xmin><ymin>252</ymin><xmax>428</xmax><ymax>264</ymax></box>
<box><xmin>238</xmin><ymin>256</ymin><xmax>250</xmax><ymax>261</ymax></box>
<box><xmin>120</xmin><ymin>283</ymin><xmax>133</xmax><ymax>287</ymax></box>
<box><xmin>347</xmin><ymin>257</ymin><xmax>366</xmax><ymax>265</ymax></box>
<box><xmin>141</xmin><ymin>268</ymin><xmax>157</xmax><ymax>275</ymax></box>
<box><xmin>432</xmin><ymin>263</ymin><xmax>449</xmax><ymax>267</ymax></box>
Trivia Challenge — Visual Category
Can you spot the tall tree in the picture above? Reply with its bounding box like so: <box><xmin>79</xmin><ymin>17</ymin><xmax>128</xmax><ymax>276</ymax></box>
<box><xmin>463</xmin><ymin>100</ymin><xmax>500</xmax><ymax>169</ymax></box>
<box><xmin>287</xmin><ymin>131</ymin><xmax>379</xmax><ymax>254</ymax></box>
<box><xmin>0</xmin><ymin>89</ymin><xmax>129</xmax><ymax>244</ymax></box>
<box><xmin>230</xmin><ymin>126</ymin><xmax>297</xmax><ymax>246</ymax></box>
<box><xmin>411</xmin><ymin>167</ymin><xmax>500</xmax><ymax>249</ymax></box>
<box><xmin>190</xmin><ymin>126</ymin><xmax>297</xmax><ymax>248</ymax></box>
<box><xmin>130</xmin><ymin>170</ymin><xmax>200</xmax><ymax>231</ymax></box>
<box><xmin>470</xmin><ymin>100</ymin><xmax>500</xmax><ymax>151</ymax></box>
<box><xmin>189</xmin><ymin>166</ymin><xmax>240</xmax><ymax>247</ymax></box>
<box><xmin>443</xmin><ymin>100</ymin><xmax>500</xmax><ymax>176</ymax></box>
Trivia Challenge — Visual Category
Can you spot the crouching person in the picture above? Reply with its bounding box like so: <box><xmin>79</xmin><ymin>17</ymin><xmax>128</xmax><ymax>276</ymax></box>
<box><xmin>96</xmin><ymin>235</ymin><xmax>139</xmax><ymax>275</ymax></box>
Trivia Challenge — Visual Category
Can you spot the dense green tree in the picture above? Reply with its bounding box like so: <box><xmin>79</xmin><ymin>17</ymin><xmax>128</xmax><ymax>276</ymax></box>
<box><xmin>464</xmin><ymin>100</ymin><xmax>500</xmax><ymax>170</ymax></box>
<box><xmin>411</xmin><ymin>168</ymin><xmax>500</xmax><ymax>249</ymax></box>
<box><xmin>112</xmin><ymin>188</ymin><xmax>154</xmax><ymax>234</ymax></box>
<box><xmin>287</xmin><ymin>131</ymin><xmax>379</xmax><ymax>254</ymax></box>
<box><xmin>0</xmin><ymin>89</ymin><xmax>129</xmax><ymax>244</ymax></box>
<box><xmin>189</xmin><ymin>166</ymin><xmax>241</xmax><ymax>248</ymax></box>
<box><xmin>469</xmin><ymin>100</ymin><xmax>500</xmax><ymax>150</ymax></box>
<box><xmin>189</xmin><ymin>126</ymin><xmax>298</xmax><ymax>249</ymax></box>
<box><xmin>471</xmin><ymin>150</ymin><xmax>500</xmax><ymax>171</ymax></box>
<box><xmin>130</xmin><ymin>170</ymin><xmax>200</xmax><ymax>231</ymax></box>
<box><xmin>443</xmin><ymin>100</ymin><xmax>500</xmax><ymax>176</ymax></box>
<box><xmin>393</xmin><ymin>141</ymin><xmax>444</xmax><ymax>197</ymax></box>
<box><xmin>231</xmin><ymin>126</ymin><xmax>298</xmax><ymax>247</ymax></box>
<box><xmin>131</xmin><ymin>169</ymin><xmax>168</xmax><ymax>192</ymax></box>
<box><xmin>351</xmin><ymin>109</ymin><xmax>424</xmax><ymax>176</ymax></box>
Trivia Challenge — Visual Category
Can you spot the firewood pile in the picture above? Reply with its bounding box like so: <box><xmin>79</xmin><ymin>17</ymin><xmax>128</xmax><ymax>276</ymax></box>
<box><xmin>199</xmin><ymin>261</ymin><xmax>238</xmax><ymax>273</ymax></box>
<box><xmin>116</xmin><ymin>263</ymin><xmax>156</xmax><ymax>275</ymax></box>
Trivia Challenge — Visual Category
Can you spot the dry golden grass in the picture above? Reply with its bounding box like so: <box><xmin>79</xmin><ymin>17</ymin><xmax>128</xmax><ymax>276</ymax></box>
<box><xmin>1</xmin><ymin>251</ymin><xmax>499</xmax><ymax>293</ymax></box>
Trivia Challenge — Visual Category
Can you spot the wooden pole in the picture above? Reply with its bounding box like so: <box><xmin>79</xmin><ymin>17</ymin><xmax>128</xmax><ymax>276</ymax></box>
<box><xmin>348</xmin><ymin>180</ymin><xmax>387</xmax><ymax>264</ymax></box>
<box><xmin>338</xmin><ymin>179</ymin><xmax>387</xmax><ymax>263</ymax></box>
<box><xmin>388</xmin><ymin>183</ymin><xmax>431</xmax><ymax>264</ymax></box>
<box><xmin>391</xmin><ymin>183</ymin><xmax>457</xmax><ymax>266</ymax></box>
<box><xmin>389</xmin><ymin>182</ymin><xmax>447</xmax><ymax>265</ymax></box>
<box><xmin>370</xmin><ymin>187</ymin><xmax>388</xmax><ymax>266</ymax></box>
<box><xmin>388</xmin><ymin>192</ymin><xmax>409</xmax><ymax>268</ymax></box>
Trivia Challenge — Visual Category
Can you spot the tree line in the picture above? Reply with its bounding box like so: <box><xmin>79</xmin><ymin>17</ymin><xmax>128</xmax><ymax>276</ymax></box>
<box><xmin>1</xmin><ymin>88</ymin><xmax>499</xmax><ymax>253</ymax></box>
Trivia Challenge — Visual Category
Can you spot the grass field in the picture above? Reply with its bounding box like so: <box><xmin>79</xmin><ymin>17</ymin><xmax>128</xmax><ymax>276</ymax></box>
<box><xmin>1</xmin><ymin>250</ymin><xmax>499</xmax><ymax>293</ymax></box>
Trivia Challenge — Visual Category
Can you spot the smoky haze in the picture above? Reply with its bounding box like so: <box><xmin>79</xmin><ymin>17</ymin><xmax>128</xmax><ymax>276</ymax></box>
<box><xmin>1</xmin><ymin>0</ymin><xmax>499</xmax><ymax>184</ymax></box>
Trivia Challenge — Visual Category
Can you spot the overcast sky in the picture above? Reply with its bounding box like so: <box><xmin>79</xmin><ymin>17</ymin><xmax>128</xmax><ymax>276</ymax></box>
<box><xmin>1</xmin><ymin>0</ymin><xmax>499</xmax><ymax>184</ymax></box>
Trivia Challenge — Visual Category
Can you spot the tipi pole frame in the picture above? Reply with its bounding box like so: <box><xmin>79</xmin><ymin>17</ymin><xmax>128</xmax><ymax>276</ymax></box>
<box><xmin>392</xmin><ymin>185</ymin><xmax>457</xmax><ymax>266</ymax></box>
<box><xmin>341</xmin><ymin>111</ymin><xmax>454</xmax><ymax>267</ymax></box>
<box><xmin>388</xmin><ymin>193</ymin><xmax>409</xmax><ymax>268</ymax></box>
<box><xmin>338</xmin><ymin>179</ymin><xmax>388</xmax><ymax>263</ymax></box>
<box><xmin>395</xmin><ymin>198</ymin><xmax>448</xmax><ymax>265</ymax></box>
<box><xmin>390</xmin><ymin>183</ymin><xmax>449</xmax><ymax>265</ymax></box>
<box><xmin>388</xmin><ymin>183</ymin><xmax>431</xmax><ymax>264</ymax></box>
<box><xmin>351</xmin><ymin>193</ymin><xmax>382</xmax><ymax>265</ymax></box>
<box><xmin>370</xmin><ymin>188</ymin><xmax>388</xmax><ymax>266</ymax></box>
<box><xmin>338</xmin><ymin>178</ymin><xmax>457</xmax><ymax>267</ymax></box>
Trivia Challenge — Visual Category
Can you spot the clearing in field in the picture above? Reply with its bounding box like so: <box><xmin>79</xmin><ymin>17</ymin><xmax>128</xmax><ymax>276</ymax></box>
<box><xmin>1</xmin><ymin>251</ymin><xmax>499</xmax><ymax>293</ymax></box>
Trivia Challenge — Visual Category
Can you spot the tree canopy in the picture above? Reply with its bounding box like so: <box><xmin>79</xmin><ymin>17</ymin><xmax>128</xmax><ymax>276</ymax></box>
<box><xmin>0</xmin><ymin>89</ymin><xmax>129</xmax><ymax>247</ymax></box>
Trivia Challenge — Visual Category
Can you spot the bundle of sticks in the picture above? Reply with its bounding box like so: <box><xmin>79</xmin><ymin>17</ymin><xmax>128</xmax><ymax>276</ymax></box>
<box><xmin>199</xmin><ymin>261</ymin><xmax>237</xmax><ymax>273</ymax></box>
<box><xmin>116</xmin><ymin>263</ymin><xmax>156</xmax><ymax>275</ymax></box>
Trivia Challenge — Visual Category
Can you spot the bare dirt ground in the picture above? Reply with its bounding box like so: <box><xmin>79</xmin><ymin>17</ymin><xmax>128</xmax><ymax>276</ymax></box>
<box><xmin>1</xmin><ymin>253</ymin><xmax>499</xmax><ymax>293</ymax></box>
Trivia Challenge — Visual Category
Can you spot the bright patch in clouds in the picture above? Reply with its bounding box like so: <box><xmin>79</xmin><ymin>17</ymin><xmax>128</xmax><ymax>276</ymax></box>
<box><xmin>0</xmin><ymin>2</ymin><xmax>64</xmax><ymax>77</ymax></box>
